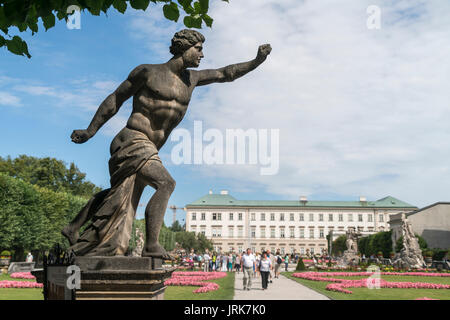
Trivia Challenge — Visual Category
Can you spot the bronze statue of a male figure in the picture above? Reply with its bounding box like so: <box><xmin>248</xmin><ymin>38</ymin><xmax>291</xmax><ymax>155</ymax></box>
<box><xmin>62</xmin><ymin>30</ymin><xmax>271</xmax><ymax>259</ymax></box>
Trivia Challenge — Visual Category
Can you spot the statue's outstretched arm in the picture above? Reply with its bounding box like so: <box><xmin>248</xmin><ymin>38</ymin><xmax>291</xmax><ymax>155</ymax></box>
<box><xmin>195</xmin><ymin>44</ymin><xmax>271</xmax><ymax>87</ymax></box>
<box><xmin>71</xmin><ymin>65</ymin><xmax>147</xmax><ymax>144</ymax></box>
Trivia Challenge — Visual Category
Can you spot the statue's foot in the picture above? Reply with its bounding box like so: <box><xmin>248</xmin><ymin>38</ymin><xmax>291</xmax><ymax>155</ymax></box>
<box><xmin>61</xmin><ymin>225</ymin><xmax>78</xmax><ymax>246</ymax></box>
<box><xmin>142</xmin><ymin>243</ymin><xmax>174</xmax><ymax>260</ymax></box>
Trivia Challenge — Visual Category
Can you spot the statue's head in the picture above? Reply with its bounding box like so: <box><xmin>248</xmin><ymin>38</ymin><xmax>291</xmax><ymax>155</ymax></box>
<box><xmin>170</xmin><ymin>29</ymin><xmax>205</xmax><ymax>67</ymax></box>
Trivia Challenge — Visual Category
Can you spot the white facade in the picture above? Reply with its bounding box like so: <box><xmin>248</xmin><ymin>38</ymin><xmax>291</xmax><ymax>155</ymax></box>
<box><xmin>185</xmin><ymin>193</ymin><xmax>417</xmax><ymax>254</ymax></box>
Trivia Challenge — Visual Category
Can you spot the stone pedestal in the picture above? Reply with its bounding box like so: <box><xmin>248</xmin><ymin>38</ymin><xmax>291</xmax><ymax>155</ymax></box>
<box><xmin>34</xmin><ymin>256</ymin><xmax>176</xmax><ymax>300</ymax></box>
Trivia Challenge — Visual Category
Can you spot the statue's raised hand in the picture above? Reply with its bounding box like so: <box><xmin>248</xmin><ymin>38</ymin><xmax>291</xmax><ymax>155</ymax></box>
<box><xmin>256</xmin><ymin>44</ymin><xmax>272</xmax><ymax>62</ymax></box>
<box><xmin>71</xmin><ymin>129</ymin><xmax>92</xmax><ymax>144</ymax></box>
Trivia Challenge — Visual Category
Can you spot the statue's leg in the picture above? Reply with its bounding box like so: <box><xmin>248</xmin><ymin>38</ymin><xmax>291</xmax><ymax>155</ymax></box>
<box><xmin>137</xmin><ymin>159</ymin><xmax>175</xmax><ymax>259</ymax></box>
<box><xmin>62</xmin><ymin>189</ymin><xmax>110</xmax><ymax>245</ymax></box>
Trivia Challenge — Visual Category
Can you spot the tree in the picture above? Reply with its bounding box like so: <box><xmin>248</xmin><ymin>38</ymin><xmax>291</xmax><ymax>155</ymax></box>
<box><xmin>331</xmin><ymin>235</ymin><xmax>347</xmax><ymax>256</ymax></box>
<box><xmin>0</xmin><ymin>0</ymin><xmax>229</xmax><ymax>58</ymax></box>
<box><xmin>0</xmin><ymin>155</ymin><xmax>101</xmax><ymax>198</ymax></box>
<box><xmin>0</xmin><ymin>173</ymin><xmax>87</xmax><ymax>261</ymax></box>
<box><xmin>170</xmin><ymin>220</ymin><xmax>183</xmax><ymax>232</ymax></box>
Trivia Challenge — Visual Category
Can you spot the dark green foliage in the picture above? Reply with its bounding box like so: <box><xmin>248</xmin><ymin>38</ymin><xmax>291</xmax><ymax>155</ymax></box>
<box><xmin>0</xmin><ymin>0</ymin><xmax>229</xmax><ymax>58</ymax></box>
<box><xmin>0</xmin><ymin>155</ymin><xmax>101</xmax><ymax>198</ymax></box>
<box><xmin>331</xmin><ymin>235</ymin><xmax>347</xmax><ymax>256</ymax></box>
<box><xmin>0</xmin><ymin>173</ymin><xmax>87</xmax><ymax>261</ymax></box>
<box><xmin>357</xmin><ymin>231</ymin><xmax>393</xmax><ymax>258</ymax></box>
<box><xmin>395</xmin><ymin>234</ymin><xmax>428</xmax><ymax>253</ymax></box>
<box><xmin>169</xmin><ymin>220</ymin><xmax>183</xmax><ymax>232</ymax></box>
<box><xmin>295</xmin><ymin>257</ymin><xmax>306</xmax><ymax>271</ymax></box>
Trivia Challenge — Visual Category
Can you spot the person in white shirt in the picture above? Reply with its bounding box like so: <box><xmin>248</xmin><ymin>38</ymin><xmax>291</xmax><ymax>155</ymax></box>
<box><xmin>203</xmin><ymin>251</ymin><xmax>210</xmax><ymax>272</ymax></box>
<box><xmin>259</xmin><ymin>251</ymin><xmax>272</xmax><ymax>290</ymax></box>
<box><xmin>241</xmin><ymin>248</ymin><xmax>256</xmax><ymax>290</ymax></box>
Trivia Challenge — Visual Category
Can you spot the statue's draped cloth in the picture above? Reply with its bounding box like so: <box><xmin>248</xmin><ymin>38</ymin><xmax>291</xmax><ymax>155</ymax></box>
<box><xmin>70</xmin><ymin>127</ymin><xmax>159</xmax><ymax>256</ymax></box>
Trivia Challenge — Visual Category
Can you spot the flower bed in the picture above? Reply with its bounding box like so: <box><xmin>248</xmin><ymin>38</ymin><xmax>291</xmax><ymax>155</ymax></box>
<box><xmin>291</xmin><ymin>271</ymin><xmax>450</xmax><ymax>294</ymax></box>
<box><xmin>0</xmin><ymin>280</ymin><xmax>43</xmax><ymax>288</ymax></box>
<box><xmin>164</xmin><ymin>271</ymin><xmax>227</xmax><ymax>293</ymax></box>
<box><xmin>10</xmin><ymin>272</ymin><xmax>36</xmax><ymax>279</ymax></box>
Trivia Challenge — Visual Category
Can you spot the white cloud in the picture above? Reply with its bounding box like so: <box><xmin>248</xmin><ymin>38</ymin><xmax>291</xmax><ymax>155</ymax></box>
<box><xmin>127</xmin><ymin>1</ymin><xmax>450</xmax><ymax>207</ymax></box>
<box><xmin>0</xmin><ymin>91</ymin><xmax>21</xmax><ymax>107</ymax></box>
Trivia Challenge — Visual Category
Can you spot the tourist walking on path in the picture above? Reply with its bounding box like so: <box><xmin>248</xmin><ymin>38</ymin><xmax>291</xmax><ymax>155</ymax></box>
<box><xmin>274</xmin><ymin>250</ymin><xmax>282</xmax><ymax>278</ymax></box>
<box><xmin>211</xmin><ymin>253</ymin><xmax>217</xmax><ymax>271</ymax></box>
<box><xmin>235</xmin><ymin>253</ymin><xmax>241</xmax><ymax>274</ymax></box>
<box><xmin>242</xmin><ymin>248</ymin><xmax>256</xmax><ymax>290</ymax></box>
<box><xmin>255</xmin><ymin>252</ymin><xmax>261</xmax><ymax>278</ymax></box>
<box><xmin>267</xmin><ymin>249</ymin><xmax>275</xmax><ymax>283</ymax></box>
<box><xmin>221</xmin><ymin>254</ymin><xmax>228</xmax><ymax>272</ymax></box>
<box><xmin>204</xmin><ymin>252</ymin><xmax>211</xmax><ymax>272</ymax></box>
<box><xmin>228</xmin><ymin>253</ymin><xmax>233</xmax><ymax>272</ymax></box>
<box><xmin>284</xmin><ymin>254</ymin><xmax>290</xmax><ymax>272</ymax></box>
<box><xmin>259</xmin><ymin>251</ymin><xmax>272</xmax><ymax>290</ymax></box>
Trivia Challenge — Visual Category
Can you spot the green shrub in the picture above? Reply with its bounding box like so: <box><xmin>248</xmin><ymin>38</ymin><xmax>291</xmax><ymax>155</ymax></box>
<box><xmin>296</xmin><ymin>257</ymin><xmax>306</xmax><ymax>271</ymax></box>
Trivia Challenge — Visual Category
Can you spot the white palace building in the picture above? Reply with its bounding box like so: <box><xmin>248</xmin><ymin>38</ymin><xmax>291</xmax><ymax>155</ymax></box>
<box><xmin>185</xmin><ymin>190</ymin><xmax>418</xmax><ymax>255</ymax></box>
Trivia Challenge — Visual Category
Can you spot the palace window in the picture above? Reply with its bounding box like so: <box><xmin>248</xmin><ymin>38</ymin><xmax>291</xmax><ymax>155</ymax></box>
<box><xmin>309</xmin><ymin>228</ymin><xmax>314</xmax><ymax>239</ymax></box>
<box><xmin>260</xmin><ymin>228</ymin><xmax>266</xmax><ymax>238</ymax></box>
<box><xmin>238</xmin><ymin>213</ymin><xmax>243</xmax><ymax>221</ymax></box>
<box><xmin>280</xmin><ymin>213</ymin><xmax>285</xmax><ymax>221</ymax></box>
<box><xmin>289</xmin><ymin>228</ymin><xmax>295</xmax><ymax>238</ymax></box>
<box><xmin>368</xmin><ymin>214</ymin><xmax>373</xmax><ymax>222</ymax></box>
<box><xmin>270</xmin><ymin>228</ymin><xmax>275</xmax><ymax>238</ymax></box>
<box><xmin>290</xmin><ymin>213</ymin><xmax>294</xmax><ymax>221</ymax></box>
<box><xmin>238</xmin><ymin>226</ymin><xmax>243</xmax><ymax>238</ymax></box>
<box><xmin>348</xmin><ymin>214</ymin><xmax>353</xmax><ymax>222</ymax></box>
<box><xmin>200</xmin><ymin>227</ymin><xmax>206</xmax><ymax>235</ymax></box>
<box><xmin>280</xmin><ymin>228</ymin><xmax>285</xmax><ymax>238</ymax></box>
<box><xmin>299</xmin><ymin>228</ymin><xmax>305</xmax><ymax>239</ymax></box>
<box><xmin>201</xmin><ymin>213</ymin><xmax>206</xmax><ymax>221</ymax></box>
<box><xmin>299</xmin><ymin>213</ymin><xmax>304</xmax><ymax>221</ymax></box>
<box><xmin>270</xmin><ymin>213</ymin><xmax>275</xmax><ymax>221</ymax></box>
<box><xmin>379</xmin><ymin>214</ymin><xmax>384</xmax><ymax>222</ymax></box>
<box><xmin>309</xmin><ymin>213</ymin><xmax>314</xmax><ymax>221</ymax></box>
<box><xmin>212</xmin><ymin>213</ymin><xmax>217</xmax><ymax>220</ymax></box>
<box><xmin>251</xmin><ymin>213</ymin><xmax>256</xmax><ymax>221</ymax></box>
<box><xmin>319</xmin><ymin>229</ymin><xmax>324</xmax><ymax>238</ymax></box>
<box><xmin>251</xmin><ymin>227</ymin><xmax>256</xmax><ymax>238</ymax></box>
<box><xmin>328</xmin><ymin>214</ymin><xmax>333</xmax><ymax>222</ymax></box>
<box><xmin>228</xmin><ymin>226</ymin><xmax>234</xmax><ymax>238</ymax></box>
<box><xmin>229</xmin><ymin>213</ymin><xmax>234</xmax><ymax>220</ymax></box>
<box><xmin>261</xmin><ymin>213</ymin><xmax>265</xmax><ymax>221</ymax></box>
<box><xmin>191</xmin><ymin>212</ymin><xmax>196</xmax><ymax>221</ymax></box>
<box><xmin>338</xmin><ymin>214</ymin><xmax>343</xmax><ymax>222</ymax></box>
<box><xmin>358</xmin><ymin>214</ymin><xmax>363</xmax><ymax>222</ymax></box>
<box><xmin>319</xmin><ymin>214</ymin><xmax>323</xmax><ymax>222</ymax></box>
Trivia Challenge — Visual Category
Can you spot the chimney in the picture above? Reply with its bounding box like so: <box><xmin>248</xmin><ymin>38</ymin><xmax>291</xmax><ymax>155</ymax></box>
<box><xmin>220</xmin><ymin>190</ymin><xmax>229</xmax><ymax>195</ymax></box>
<box><xmin>300</xmin><ymin>196</ymin><xmax>307</xmax><ymax>203</ymax></box>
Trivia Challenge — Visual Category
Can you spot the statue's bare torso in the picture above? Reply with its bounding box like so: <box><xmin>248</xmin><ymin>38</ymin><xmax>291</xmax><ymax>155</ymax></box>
<box><xmin>127</xmin><ymin>65</ymin><xmax>194</xmax><ymax>149</ymax></box>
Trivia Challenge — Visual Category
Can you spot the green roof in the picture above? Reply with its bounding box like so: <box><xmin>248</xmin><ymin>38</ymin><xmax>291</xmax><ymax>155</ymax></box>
<box><xmin>186</xmin><ymin>194</ymin><xmax>417</xmax><ymax>209</ymax></box>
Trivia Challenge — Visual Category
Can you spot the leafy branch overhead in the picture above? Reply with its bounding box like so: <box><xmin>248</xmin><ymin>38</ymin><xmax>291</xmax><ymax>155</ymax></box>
<box><xmin>0</xmin><ymin>0</ymin><xmax>229</xmax><ymax>58</ymax></box>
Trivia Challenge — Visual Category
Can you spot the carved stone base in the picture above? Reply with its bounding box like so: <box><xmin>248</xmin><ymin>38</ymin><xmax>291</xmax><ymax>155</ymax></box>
<box><xmin>35</xmin><ymin>256</ymin><xmax>176</xmax><ymax>300</ymax></box>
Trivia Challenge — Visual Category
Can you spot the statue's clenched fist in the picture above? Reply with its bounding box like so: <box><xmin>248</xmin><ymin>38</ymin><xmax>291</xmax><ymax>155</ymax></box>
<box><xmin>71</xmin><ymin>129</ymin><xmax>91</xmax><ymax>144</ymax></box>
<box><xmin>256</xmin><ymin>44</ymin><xmax>272</xmax><ymax>61</ymax></box>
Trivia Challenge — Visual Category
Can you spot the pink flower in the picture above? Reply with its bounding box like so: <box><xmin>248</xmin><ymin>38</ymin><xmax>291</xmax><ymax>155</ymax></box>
<box><xmin>291</xmin><ymin>272</ymin><xmax>450</xmax><ymax>294</ymax></box>
<box><xmin>10</xmin><ymin>272</ymin><xmax>36</xmax><ymax>279</ymax></box>
<box><xmin>0</xmin><ymin>280</ymin><xmax>43</xmax><ymax>288</ymax></box>
<box><xmin>165</xmin><ymin>271</ymin><xmax>226</xmax><ymax>293</ymax></box>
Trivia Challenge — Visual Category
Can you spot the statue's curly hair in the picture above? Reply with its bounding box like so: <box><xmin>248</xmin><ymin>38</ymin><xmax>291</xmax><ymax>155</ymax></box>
<box><xmin>170</xmin><ymin>29</ymin><xmax>205</xmax><ymax>55</ymax></box>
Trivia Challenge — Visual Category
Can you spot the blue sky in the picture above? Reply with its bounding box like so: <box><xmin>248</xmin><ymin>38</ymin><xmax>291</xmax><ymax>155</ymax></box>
<box><xmin>1</xmin><ymin>0</ymin><xmax>450</xmax><ymax>225</ymax></box>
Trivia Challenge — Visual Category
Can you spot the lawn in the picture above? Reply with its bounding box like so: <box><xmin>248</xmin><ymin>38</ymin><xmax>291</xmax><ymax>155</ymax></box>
<box><xmin>0</xmin><ymin>273</ymin><xmax>44</xmax><ymax>300</ymax></box>
<box><xmin>282</xmin><ymin>272</ymin><xmax>450</xmax><ymax>300</ymax></box>
<box><xmin>164</xmin><ymin>271</ymin><xmax>235</xmax><ymax>300</ymax></box>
